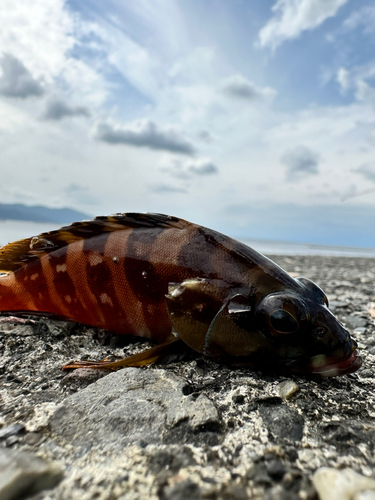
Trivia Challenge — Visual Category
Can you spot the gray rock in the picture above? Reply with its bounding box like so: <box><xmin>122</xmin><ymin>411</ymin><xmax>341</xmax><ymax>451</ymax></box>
<box><xmin>50</xmin><ymin>368</ymin><xmax>220</xmax><ymax>452</ymax></box>
<box><xmin>346</xmin><ymin>315</ymin><xmax>368</xmax><ymax>330</ymax></box>
<box><xmin>0</xmin><ymin>423</ymin><xmax>25</xmax><ymax>440</ymax></box>
<box><xmin>259</xmin><ymin>404</ymin><xmax>304</xmax><ymax>441</ymax></box>
<box><xmin>0</xmin><ymin>447</ymin><xmax>63</xmax><ymax>500</ymax></box>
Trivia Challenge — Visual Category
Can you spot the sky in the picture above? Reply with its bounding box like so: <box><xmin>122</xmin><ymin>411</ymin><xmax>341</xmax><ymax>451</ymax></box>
<box><xmin>1</xmin><ymin>0</ymin><xmax>375</xmax><ymax>247</ymax></box>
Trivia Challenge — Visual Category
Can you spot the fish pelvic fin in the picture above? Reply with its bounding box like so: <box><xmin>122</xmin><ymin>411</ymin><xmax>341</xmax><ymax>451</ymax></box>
<box><xmin>62</xmin><ymin>334</ymin><xmax>181</xmax><ymax>371</ymax></box>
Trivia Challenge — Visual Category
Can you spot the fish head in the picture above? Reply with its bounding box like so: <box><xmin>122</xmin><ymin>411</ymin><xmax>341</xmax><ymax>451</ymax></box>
<box><xmin>254</xmin><ymin>277</ymin><xmax>361</xmax><ymax>376</ymax></box>
<box><xmin>166</xmin><ymin>277</ymin><xmax>361</xmax><ymax>376</ymax></box>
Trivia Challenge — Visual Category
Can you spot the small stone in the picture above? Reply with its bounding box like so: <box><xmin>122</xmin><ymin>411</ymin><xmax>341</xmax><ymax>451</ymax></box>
<box><xmin>5</xmin><ymin>436</ymin><xmax>19</xmax><ymax>447</ymax></box>
<box><xmin>277</xmin><ymin>380</ymin><xmax>299</xmax><ymax>400</ymax></box>
<box><xmin>0</xmin><ymin>424</ymin><xmax>25</xmax><ymax>440</ymax></box>
<box><xmin>23</xmin><ymin>432</ymin><xmax>42</xmax><ymax>446</ymax></box>
<box><xmin>347</xmin><ymin>315</ymin><xmax>368</xmax><ymax>330</ymax></box>
<box><xmin>353</xmin><ymin>326</ymin><xmax>366</xmax><ymax>338</ymax></box>
<box><xmin>329</xmin><ymin>300</ymin><xmax>348</xmax><ymax>311</ymax></box>
<box><xmin>0</xmin><ymin>447</ymin><xmax>63</xmax><ymax>500</ymax></box>
<box><xmin>312</xmin><ymin>467</ymin><xmax>375</xmax><ymax>500</ymax></box>
<box><xmin>259</xmin><ymin>405</ymin><xmax>304</xmax><ymax>441</ymax></box>
<box><xmin>266</xmin><ymin>459</ymin><xmax>286</xmax><ymax>480</ymax></box>
<box><xmin>232</xmin><ymin>392</ymin><xmax>245</xmax><ymax>404</ymax></box>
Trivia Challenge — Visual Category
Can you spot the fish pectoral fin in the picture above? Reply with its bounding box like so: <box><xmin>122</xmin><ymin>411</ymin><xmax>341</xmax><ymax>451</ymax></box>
<box><xmin>62</xmin><ymin>334</ymin><xmax>180</xmax><ymax>371</ymax></box>
<box><xmin>165</xmin><ymin>277</ymin><xmax>229</xmax><ymax>353</ymax></box>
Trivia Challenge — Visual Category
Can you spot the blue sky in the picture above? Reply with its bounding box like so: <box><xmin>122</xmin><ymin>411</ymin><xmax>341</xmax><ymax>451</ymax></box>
<box><xmin>1</xmin><ymin>0</ymin><xmax>375</xmax><ymax>246</ymax></box>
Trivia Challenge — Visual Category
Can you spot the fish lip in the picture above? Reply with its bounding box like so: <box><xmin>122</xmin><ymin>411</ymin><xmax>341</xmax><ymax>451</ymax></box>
<box><xmin>307</xmin><ymin>349</ymin><xmax>362</xmax><ymax>377</ymax></box>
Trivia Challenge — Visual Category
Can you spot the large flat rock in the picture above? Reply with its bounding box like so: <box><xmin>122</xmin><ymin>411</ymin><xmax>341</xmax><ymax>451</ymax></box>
<box><xmin>50</xmin><ymin>368</ymin><xmax>220</xmax><ymax>452</ymax></box>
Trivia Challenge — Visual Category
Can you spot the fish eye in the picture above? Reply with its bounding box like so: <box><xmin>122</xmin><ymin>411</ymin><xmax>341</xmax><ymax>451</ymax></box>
<box><xmin>270</xmin><ymin>310</ymin><xmax>299</xmax><ymax>334</ymax></box>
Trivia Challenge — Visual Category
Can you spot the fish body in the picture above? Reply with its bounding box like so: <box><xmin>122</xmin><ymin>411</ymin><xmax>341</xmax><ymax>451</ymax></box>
<box><xmin>0</xmin><ymin>213</ymin><xmax>361</xmax><ymax>376</ymax></box>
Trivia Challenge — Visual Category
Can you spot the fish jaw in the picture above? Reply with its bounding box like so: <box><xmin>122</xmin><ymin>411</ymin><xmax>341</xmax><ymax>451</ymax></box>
<box><xmin>306</xmin><ymin>348</ymin><xmax>362</xmax><ymax>377</ymax></box>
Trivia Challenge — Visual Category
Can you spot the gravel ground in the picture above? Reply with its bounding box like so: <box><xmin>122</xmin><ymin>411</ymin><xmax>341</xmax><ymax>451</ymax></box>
<box><xmin>1</xmin><ymin>255</ymin><xmax>375</xmax><ymax>500</ymax></box>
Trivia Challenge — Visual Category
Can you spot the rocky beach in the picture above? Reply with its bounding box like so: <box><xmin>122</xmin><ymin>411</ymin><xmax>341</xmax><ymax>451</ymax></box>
<box><xmin>1</xmin><ymin>254</ymin><xmax>375</xmax><ymax>500</ymax></box>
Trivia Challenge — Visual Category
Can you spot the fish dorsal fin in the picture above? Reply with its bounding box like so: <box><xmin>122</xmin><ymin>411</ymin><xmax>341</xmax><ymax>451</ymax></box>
<box><xmin>0</xmin><ymin>213</ymin><xmax>188</xmax><ymax>273</ymax></box>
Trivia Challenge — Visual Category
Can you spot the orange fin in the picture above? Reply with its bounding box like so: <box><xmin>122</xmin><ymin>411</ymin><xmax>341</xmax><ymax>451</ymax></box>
<box><xmin>0</xmin><ymin>213</ymin><xmax>188</xmax><ymax>273</ymax></box>
<box><xmin>62</xmin><ymin>334</ymin><xmax>181</xmax><ymax>371</ymax></box>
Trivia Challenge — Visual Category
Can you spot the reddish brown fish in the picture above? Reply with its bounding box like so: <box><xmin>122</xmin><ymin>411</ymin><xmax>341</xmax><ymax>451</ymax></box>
<box><xmin>0</xmin><ymin>213</ymin><xmax>362</xmax><ymax>376</ymax></box>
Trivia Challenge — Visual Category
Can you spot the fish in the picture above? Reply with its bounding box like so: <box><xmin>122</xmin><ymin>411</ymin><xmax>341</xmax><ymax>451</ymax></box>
<box><xmin>0</xmin><ymin>213</ymin><xmax>361</xmax><ymax>376</ymax></box>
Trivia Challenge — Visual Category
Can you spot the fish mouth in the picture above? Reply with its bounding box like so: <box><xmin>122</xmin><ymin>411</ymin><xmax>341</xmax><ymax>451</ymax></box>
<box><xmin>307</xmin><ymin>349</ymin><xmax>362</xmax><ymax>377</ymax></box>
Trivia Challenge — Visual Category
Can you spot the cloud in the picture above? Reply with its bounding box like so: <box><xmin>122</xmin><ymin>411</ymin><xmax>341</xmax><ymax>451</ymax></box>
<box><xmin>343</xmin><ymin>5</ymin><xmax>375</xmax><ymax>34</ymax></box>
<box><xmin>151</xmin><ymin>184</ymin><xmax>188</xmax><ymax>194</ymax></box>
<box><xmin>160</xmin><ymin>156</ymin><xmax>219</xmax><ymax>178</ymax></box>
<box><xmin>221</xmin><ymin>75</ymin><xmax>277</xmax><ymax>102</ymax></box>
<box><xmin>337</xmin><ymin>67</ymin><xmax>350</xmax><ymax>93</ymax></box>
<box><xmin>197</xmin><ymin>130</ymin><xmax>214</xmax><ymax>143</ymax></box>
<box><xmin>0</xmin><ymin>53</ymin><xmax>44</xmax><ymax>98</ymax></box>
<box><xmin>355</xmin><ymin>80</ymin><xmax>375</xmax><ymax>108</ymax></box>
<box><xmin>258</xmin><ymin>0</ymin><xmax>349</xmax><ymax>50</ymax></box>
<box><xmin>280</xmin><ymin>145</ymin><xmax>319</xmax><ymax>180</ymax></box>
<box><xmin>94</xmin><ymin>119</ymin><xmax>196</xmax><ymax>155</ymax></box>
<box><xmin>42</xmin><ymin>98</ymin><xmax>91</xmax><ymax>120</ymax></box>
<box><xmin>356</xmin><ymin>163</ymin><xmax>375</xmax><ymax>182</ymax></box>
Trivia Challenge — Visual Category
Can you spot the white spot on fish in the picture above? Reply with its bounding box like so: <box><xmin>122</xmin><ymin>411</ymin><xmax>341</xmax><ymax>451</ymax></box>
<box><xmin>142</xmin><ymin>271</ymin><xmax>147</xmax><ymax>278</ymax></box>
<box><xmin>89</xmin><ymin>253</ymin><xmax>103</xmax><ymax>266</ymax></box>
<box><xmin>56</xmin><ymin>264</ymin><xmax>67</xmax><ymax>273</ymax></box>
<box><xmin>30</xmin><ymin>273</ymin><xmax>39</xmax><ymax>281</ymax></box>
<box><xmin>100</xmin><ymin>293</ymin><xmax>113</xmax><ymax>306</ymax></box>
<box><xmin>112</xmin><ymin>256</ymin><xmax>118</xmax><ymax>264</ymax></box>
<box><xmin>64</xmin><ymin>295</ymin><xmax>72</xmax><ymax>304</ymax></box>
<box><xmin>147</xmin><ymin>304</ymin><xmax>156</xmax><ymax>314</ymax></box>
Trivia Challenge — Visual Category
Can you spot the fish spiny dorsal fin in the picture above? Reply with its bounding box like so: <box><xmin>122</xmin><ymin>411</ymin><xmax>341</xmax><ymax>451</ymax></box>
<box><xmin>0</xmin><ymin>213</ymin><xmax>189</xmax><ymax>273</ymax></box>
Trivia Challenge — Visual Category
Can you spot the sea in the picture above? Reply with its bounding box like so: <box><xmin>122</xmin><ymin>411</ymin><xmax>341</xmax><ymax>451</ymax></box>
<box><xmin>0</xmin><ymin>220</ymin><xmax>375</xmax><ymax>258</ymax></box>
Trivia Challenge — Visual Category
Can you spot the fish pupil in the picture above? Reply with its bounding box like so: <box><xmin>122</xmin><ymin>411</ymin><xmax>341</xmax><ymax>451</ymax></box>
<box><xmin>270</xmin><ymin>310</ymin><xmax>299</xmax><ymax>334</ymax></box>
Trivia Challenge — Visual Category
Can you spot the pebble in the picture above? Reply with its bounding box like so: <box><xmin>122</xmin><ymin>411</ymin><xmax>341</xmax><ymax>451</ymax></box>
<box><xmin>0</xmin><ymin>447</ymin><xmax>63</xmax><ymax>500</ymax></box>
<box><xmin>259</xmin><ymin>405</ymin><xmax>304</xmax><ymax>441</ymax></box>
<box><xmin>0</xmin><ymin>424</ymin><xmax>25</xmax><ymax>440</ymax></box>
<box><xmin>312</xmin><ymin>467</ymin><xmax>375</xmax><ymax>500</ymax></box>
<box><xmin>277</xmin><ymin>380</ymin><xmax>299</xmax><ymax>399</ymax></box>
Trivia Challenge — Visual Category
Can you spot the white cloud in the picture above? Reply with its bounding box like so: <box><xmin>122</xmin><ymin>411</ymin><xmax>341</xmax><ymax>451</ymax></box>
<box><xmin>336</xmin><ymin>67</ymin><xmax>350</xmax><ymax>93</ymax></box>
<box><xmin>160</xmin><ymin>155</ymin><xmax>218</xmax><ymax>178</ymax></box>
<box><xmin>355</xmin><ymin>80</ymin><xmax>375</xmax><ymax>108</ymax></box>
<box><xmin>258</xmin><ymin>0</ymin><xmax>349</xmax><ymax>50</ymax></box>
<box><xmin>356</xmin><ymin>162</ymin><xmax>375</xmax><ymax>182</ymax></box>
<box><xmin>0</xmin><ymin>0</ymin><xmax>108</xmax><ymax>106</ymax></box>
<box><xmin>94</xmin><ymin>119</ymin><xmax>196</xmax><ymax>155</ymax></box>
<box><xmin>280</xmin><ymin>145</ymin><xmax>320</xmax><ymax>180</ymax></box>
<box><xmin>343</xmin><ymin>5</ymin><xmax>375</xmax><ymax>34</ymax></box>
<box><xmin>0</xmin><ymin>53</ymin><xmax>45</xmax><ymax>98</ymax></box>
<box><xmin>42</xmin><ymin>98</ymin><xmax>91</xmax><ymax>120</ymax></box>
<box><xmin>221</xmin><ymin>74</ymin><xmax>277</xmax><ymax>102</ymax></box>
